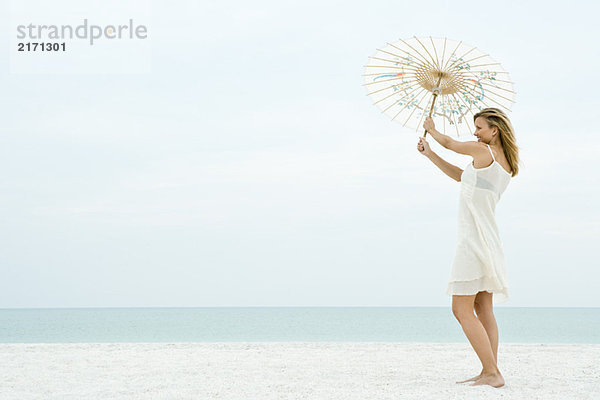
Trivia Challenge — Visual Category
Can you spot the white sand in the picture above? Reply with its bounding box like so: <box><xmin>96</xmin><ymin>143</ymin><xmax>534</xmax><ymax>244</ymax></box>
<box><xmin>1</xmin><ymin>342</ymin><xmax>599</xmax><ymax>400</ymax></box>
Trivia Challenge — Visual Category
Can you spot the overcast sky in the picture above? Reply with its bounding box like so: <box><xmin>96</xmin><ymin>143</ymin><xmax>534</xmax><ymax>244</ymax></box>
<box><xmin>1</xmin><ymin>0</ymin><xmax>599</xmax><ymax>308</ymax></box>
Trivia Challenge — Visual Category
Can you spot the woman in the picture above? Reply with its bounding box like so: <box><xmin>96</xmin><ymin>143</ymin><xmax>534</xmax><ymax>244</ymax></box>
<box><xmin>417</xmin><ymin>108</ymin><xmax>520</xmax><ymax>389</ymax></box>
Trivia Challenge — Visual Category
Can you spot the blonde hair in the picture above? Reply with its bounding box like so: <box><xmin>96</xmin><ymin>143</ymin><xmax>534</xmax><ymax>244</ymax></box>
<box><xmin>473</xmin><ymin>107</ymin><xmax>519</xmax><ymax>177</ymax></box>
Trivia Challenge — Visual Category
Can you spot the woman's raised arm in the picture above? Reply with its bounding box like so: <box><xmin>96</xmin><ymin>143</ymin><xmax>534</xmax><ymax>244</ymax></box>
<box><xmin>418</xmin><ymin>136</ymin><xmax>463</xmax><ymax>182</ymax></box>
<box><xmin>426</xmin><ymin>151</ymin><xmax>464</xmax><ymax>182</ymax></box>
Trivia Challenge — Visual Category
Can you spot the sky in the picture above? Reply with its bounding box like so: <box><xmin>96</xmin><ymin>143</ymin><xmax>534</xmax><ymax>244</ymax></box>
<box><xmin>1</xmin><ymin>0</ymin><xmax>599</xmax><ymax>308</ymax></box>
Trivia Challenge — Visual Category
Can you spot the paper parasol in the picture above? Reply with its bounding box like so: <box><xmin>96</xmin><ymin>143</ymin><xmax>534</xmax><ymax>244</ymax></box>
<box><xmin>363</xmin><ymin>36</ymin><xmax>515</xmax><ymax>137</ymax></box>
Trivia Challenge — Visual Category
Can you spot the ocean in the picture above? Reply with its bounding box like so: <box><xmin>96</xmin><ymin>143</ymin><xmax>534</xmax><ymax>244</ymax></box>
<box><xmin>1</xmin><ymin>307</ymin><xmax>598</xmax><ymax>344</ymax></box>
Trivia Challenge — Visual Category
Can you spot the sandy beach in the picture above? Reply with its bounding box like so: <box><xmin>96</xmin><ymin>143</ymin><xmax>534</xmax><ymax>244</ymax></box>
<box><xmin>1</xmin><ymin>342</ymin><xmax>598</xmax><ymax>399</ymax></box>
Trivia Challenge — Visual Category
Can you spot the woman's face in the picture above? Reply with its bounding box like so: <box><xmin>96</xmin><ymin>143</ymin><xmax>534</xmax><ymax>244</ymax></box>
<box><xmin>474</xmin><ymin>116</ymin><xmax>497</xmax><ymax>143</ymax></box>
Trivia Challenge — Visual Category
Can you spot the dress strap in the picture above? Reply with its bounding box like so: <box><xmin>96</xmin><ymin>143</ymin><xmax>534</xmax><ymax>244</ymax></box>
<box><xmin>486</xmin><ymin>144</ymin><xmax>496</xmax><ymax>162</ymax></box>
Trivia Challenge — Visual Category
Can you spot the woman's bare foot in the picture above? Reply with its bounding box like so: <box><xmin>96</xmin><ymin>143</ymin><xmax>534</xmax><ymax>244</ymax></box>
<box><xmin>456</xmin><ymin>371</ymin><xmax>483</xmax><ymax>384</ymax></box>
<box><xmin>470</xmin><ymin>372</ymin><xmax>505</xmax><ymax>388</ymax></box>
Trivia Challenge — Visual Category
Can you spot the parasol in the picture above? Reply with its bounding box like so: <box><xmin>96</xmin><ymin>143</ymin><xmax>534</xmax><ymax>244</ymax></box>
<box><xmin>363</xmin><ymin>36</ymin><xmax>515</xmax><ymax>137</ymax></box>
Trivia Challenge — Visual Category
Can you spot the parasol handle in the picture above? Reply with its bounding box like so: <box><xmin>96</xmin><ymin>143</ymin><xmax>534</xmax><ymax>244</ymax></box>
<box><xmin>422</xmin><ymin>93</ymin><xmax>439</xmax><ymax>138</ymax></box>
<box><xmin>423</xmin><ymin>76</ymin><xmax>443</xmax><ymax>138</ymax></box>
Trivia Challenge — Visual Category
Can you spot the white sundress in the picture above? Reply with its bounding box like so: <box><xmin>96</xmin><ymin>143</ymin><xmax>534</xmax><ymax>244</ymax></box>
<box><xmin>446</xmin><ymin>143</ymin><xmax>512</xmax><ymax>304</ymax></box>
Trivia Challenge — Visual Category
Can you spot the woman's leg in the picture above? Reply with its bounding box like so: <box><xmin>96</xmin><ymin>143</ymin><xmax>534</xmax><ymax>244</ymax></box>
<box><xmin>456</xmin><ymin>290</ymin><xmax>498</xmax><ymax>383</ymax></box>
<box><xmin>474</xmin><ymin>291</ymin><xmax>498</xmax><ymax>364</ymax></box>
<box><xmin>452</xmin><ymin>293</ymin><xmax>500</xmax><ymax>376</ymax></box>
